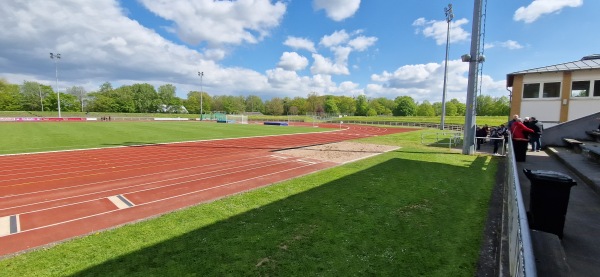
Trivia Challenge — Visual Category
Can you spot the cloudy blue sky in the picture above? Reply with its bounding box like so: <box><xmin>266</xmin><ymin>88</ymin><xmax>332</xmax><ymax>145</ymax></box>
<box><xmin>0</xmin><ymin>0</ymin><xmax>597</xmax><ymax>103</ymax></box>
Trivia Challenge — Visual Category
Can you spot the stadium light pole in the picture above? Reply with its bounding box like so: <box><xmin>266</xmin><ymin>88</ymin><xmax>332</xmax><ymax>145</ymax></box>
<box><xmin>38</xmin><ymin>83</ymin><xmax>44</xmax><ymax>112</ymax></box>
<box><xmin>440</xmin><ymin>4</ymin><xmax>453</xmax><ymax>130</ymax></box>
<box><xmin>198</xmin><ymin>71</ymin><xmax>203</xmax><ymax>119</ymax></box>
<box><xmin>50</xmin><ymin>52</ymin><xmax>61</xmax><ymax>118</ymax></box>
<box><xmin>462</xmin><ymin>0</ymin><xmax>483</xmax><ymax>155</ymax></box>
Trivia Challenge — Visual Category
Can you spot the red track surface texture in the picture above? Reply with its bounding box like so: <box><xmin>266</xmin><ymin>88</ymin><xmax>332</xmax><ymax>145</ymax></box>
<box><xmin>0</xmin><ymin>124</ymin><xmax>411</xmax><ymax>256</ymax></box>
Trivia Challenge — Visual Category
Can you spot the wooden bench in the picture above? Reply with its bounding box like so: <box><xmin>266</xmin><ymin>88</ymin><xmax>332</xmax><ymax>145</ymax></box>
<box><xmin>563</xmin><ymin>138</ymin><xmax>584</xmax><ymax>153</ymax></box>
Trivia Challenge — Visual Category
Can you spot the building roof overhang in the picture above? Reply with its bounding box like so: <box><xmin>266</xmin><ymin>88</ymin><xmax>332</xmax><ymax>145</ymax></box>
<box><xmin>506</xmin><ymin>55</ymin><xmax>600</xmax><ymax>88</ymax></box>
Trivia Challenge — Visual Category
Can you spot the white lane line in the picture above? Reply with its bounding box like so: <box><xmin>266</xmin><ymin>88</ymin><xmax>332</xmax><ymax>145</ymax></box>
<box><xmin>2</xmin><ymin>157</ymin><xmax>306</xmax><ymax>215</ymax></box>
<box><xmin>0</xmin><ymin>149</ymin><xmax>263</xmax><ymax>182</ymax></box>
<box><xmin>0</xmin><ymin>155</ymin><xmax>268</xmax><ymax>199</ymax></box>
<box><xmin>14</xmin><ymin>160</ymin><xmax>322</xmax><ymax>235</ymax></box>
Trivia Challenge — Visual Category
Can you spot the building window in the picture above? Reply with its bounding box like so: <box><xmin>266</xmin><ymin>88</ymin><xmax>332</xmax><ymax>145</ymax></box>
<box><xmin>594</xmin><ymin>80</ymin><xmax>600</xmax><ymax>97</ymax></box>
<box><xmin>543</xmin><ymin>82</ymin><xmax>561</xmax><ymax>98</ymax></box>
<box><xmin>571</xmin><ymin>81</ymin><xmax>590</xmax><ymax>97</ymax></box>
<box><xmin>523</xmin><ymin>83</ymin><xmax>540</xmax><ymax>98</ymax></box>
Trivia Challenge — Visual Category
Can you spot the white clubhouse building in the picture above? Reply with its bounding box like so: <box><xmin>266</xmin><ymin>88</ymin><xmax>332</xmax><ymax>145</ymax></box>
<box><xmin>506</xmin><ymin>55</ymin><xmax>600</xmax><ymax>126</ymax></box>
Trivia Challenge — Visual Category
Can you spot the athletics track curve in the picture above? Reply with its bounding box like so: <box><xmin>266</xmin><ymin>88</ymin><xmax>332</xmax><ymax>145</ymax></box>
<box><xmin>0</xmin><ymin>123</ymin><xmax>414</xmax><ymax>256</ymax></box>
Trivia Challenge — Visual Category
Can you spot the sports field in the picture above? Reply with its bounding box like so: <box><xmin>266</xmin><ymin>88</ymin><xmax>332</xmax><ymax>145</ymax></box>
<box><xmin>1</xmin><ymin>121</ymin><xmax>408</xmax><ymax>254</ymax></box>
<box><xmin>0</xmin><ymin>121</ymin><xmax>330</xmax><ymax>154</ymax></box>
<box><xmin>0</xmin><ymin>121</ymin><xmax>497</xmax><ymax>276</ymax></box>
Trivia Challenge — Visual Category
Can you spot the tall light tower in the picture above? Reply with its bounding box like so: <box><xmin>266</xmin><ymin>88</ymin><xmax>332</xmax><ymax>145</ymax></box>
<box><xmin>440</xmin><ymin>4</ymin><xmax>453</xmax><ymax>130</ymax></box>
<box><xmin>50</xmin><ymin>53</ymin><xmax>61</xmax><ymax>118</ymax></box>
<box><xmin>462</xmin><ymin>0</ymin><xmax>484</xmax><ymax>155</ymax></box>
<box><xmin>198</xmin><ymin>71</ymin><xmax>204</xmax><ymax>119</ymax></box>
<box><xmin>38</xmin><ymin>83</ymin><xmax>44</xmax><ymax>112</ymax></box>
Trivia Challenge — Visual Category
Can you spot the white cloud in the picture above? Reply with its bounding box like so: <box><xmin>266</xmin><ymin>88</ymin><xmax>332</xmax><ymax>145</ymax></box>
<box><xmin>277</xmin><ymin>52</ymin><xmax>309</xmax><ymax>71</ymax></box>
<box><xmin>331</xmin><ymin>46</ymin><xmax>352</xmax><ymax>65</ymax></box>
<box><xmin>139</xmin><ymin>0</ymin><xmax>286</xmax><ymax>46</ymax></box>
<box><xmin>412</xmin><ymin>17</ymin><xmax>470</xmax><ymax>45</ymax></box>
<box><xmin>0</xmin><ymin>0</ymin><xmax>507</xmax><ymax>105</ymax></box>
<box><xmin>502</xmin><ymin>40</ymin><xmax>524</xmax><ymax>49</ymax></box>
<box><xmin>320</xmin><ymin>30</ymin><xmax>350</xmax><ymax>48</ymax></box>
<box><xmin>368</xmin><ymin>60</ymin><xmax>506</xmax><ymax>103</ymax></box>
<box><xmin>485</xmin><ymin>40</ymin><xmax>524</xmax><ymax>50</ymax></box>
<box><xmin>311</xmin><ymin>30</ymin><xmax>377</xmax><ymax>77</ymax></box>
<box><xmin>0</xmin><ymin>0</ymin><xmax>280</xmax><ymax>98</ymax></box>
<box><xmin>348</xmin><ymin>36</ymin><xmax>378</xmax><ymax>51</ymax></box>
<box><xmin>283</xmin><ymin>37</ymin><xmax>317</xmax><ymax>53</ymax></box>
<box><xmin>266</xmin><ymin>68</ymin><xmax>303</xmax><ymax>89</ymax></box>
<box><xmin>514</xmin><ymin>0</ymin><xmax>583</xmax><ymax>23</ymax></box>
<box><xmin>311</xmin><ymin>54</ymin><xmax>350</xmax><ymax>75</ymax></box>
<box><xmin>313</xmin><ymin>0</ymin><xmax>361</xmax><ymax>21</ymax></box>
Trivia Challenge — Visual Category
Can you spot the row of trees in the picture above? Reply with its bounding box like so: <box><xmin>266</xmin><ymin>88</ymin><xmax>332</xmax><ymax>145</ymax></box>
<box><xmin>0</xmin><ymin>79</ymin><xmax>510</xmax><ymax>116</ymax></box>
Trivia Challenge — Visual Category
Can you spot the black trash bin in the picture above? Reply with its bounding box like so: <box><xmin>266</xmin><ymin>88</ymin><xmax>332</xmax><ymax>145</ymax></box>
<box><xmin>523</xmin><ymin>169</ymin><xmax>577</xmax><ymax>239</ymax></box>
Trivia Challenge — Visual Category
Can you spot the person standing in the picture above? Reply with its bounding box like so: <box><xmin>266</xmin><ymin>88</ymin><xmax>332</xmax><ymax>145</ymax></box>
<box><xmin>529</xmin><ymin>117</ymin><xmax>543</xmax><ymax>151</ymax></box>
<box><xmin>508</xmin><ymin>114</ymin><xmax>519</xmax><ymax>129</ymax></box>
<box><xmin>476</xmin><ymin>127</ymin><xmax>486</xmax><ymax>150</ymax></box>
<box><xmin>492</xmin><ymin>124</ymin><xmax>508</xmax><ymax>155</ymax></box>
<box><xmin>511</xmin><ymin>118</ymin><xmax>534</xmax><ymax>162</ymax></box>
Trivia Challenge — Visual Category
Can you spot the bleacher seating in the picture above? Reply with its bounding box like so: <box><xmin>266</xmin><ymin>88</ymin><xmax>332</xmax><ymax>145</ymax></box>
<box><xmin>585</xmin><ymin>130</ymin><xmax>600</xmax><ymax>142</ymax></box>
<box><xmin>563</xmin><ymin>138</ymin><xmax>584</xmax><ymax>153</ymax></box>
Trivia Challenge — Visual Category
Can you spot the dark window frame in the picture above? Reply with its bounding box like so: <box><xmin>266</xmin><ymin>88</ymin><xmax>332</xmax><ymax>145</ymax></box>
<box><xmin>523</xmin><ymin>83</ymin><xmax>540</xmax><ymax>98</ymax></box>
<box><xmin>571</xmin><ymin>80</ymin><xmax>590</xmax><ymax>97</ymax></box>
<box><xmin>542</xmin><ymin>82</ymin><xmax>561</xmax><ymax>98</ymax></box>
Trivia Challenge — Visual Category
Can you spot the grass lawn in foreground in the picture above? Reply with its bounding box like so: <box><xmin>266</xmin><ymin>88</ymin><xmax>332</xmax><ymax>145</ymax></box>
<box><xmin>0</xmin><ymin>129</ymin><xmax>497</xmax><ymax>276</ymax></box>
<box><xmin>0</xmin><ymin>121</ymin><xmax>329</xmax><ymax>155</ymax></box>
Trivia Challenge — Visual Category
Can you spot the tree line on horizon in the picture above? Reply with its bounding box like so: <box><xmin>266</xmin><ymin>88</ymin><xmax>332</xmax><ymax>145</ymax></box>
<box><xmin>0</xmin><ymin>79</ymin><xmax>510</xmax><ymax>117</ymax></box>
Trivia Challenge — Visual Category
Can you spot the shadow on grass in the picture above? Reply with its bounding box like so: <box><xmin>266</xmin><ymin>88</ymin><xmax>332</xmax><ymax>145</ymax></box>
<box><xmin>69</xmin><ymin>155</ymin><xmax>494</xmax><ymax>276</ymax></box>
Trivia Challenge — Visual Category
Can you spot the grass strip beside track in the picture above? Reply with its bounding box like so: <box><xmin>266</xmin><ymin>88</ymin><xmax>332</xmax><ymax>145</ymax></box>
<box><xmin>0</xmin><ymin>121</ymin><xmax>329</xmax><ymax>155</ymax></box>
<box><xmin>0</xmin><ymin>129</ymin><xmax>497</xmax><ymax>276</ymax></box>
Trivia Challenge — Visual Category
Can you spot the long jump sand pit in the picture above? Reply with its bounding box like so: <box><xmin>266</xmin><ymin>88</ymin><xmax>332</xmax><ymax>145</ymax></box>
<box><xmin>277</xmin><ymin>141</ymin><xmax>400</xmax><ymax>164</ymax></box>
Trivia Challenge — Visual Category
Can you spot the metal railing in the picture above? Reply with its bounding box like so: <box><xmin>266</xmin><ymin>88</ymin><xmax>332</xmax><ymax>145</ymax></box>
<box><xmin>505</xmin><ymin>136</ymin><xmax>537</xmax><ymax>277</ymax></box>
<box><xmin>476</xmin><ymin>136</ymin><xmax>507</xmax><ymax>155</ymax></box>
<box><xmin>420</xmin><ymin>130</ymin><xmax>463</xmax><ymax>148</ymax></box>
<box><xmin>325</xmin><ymin>120</ymin><xmax>464</xmax><ymax>131</ymax></box>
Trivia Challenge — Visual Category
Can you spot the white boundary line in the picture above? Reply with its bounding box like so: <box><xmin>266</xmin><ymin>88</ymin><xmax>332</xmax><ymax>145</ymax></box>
<box><xmin>14</xmin><ymin>160</ymin><xmax>319</xmax><ymax>234</ymax></box>
<box><xmin>2</xmin><ymin>156</ymin><xmax>312</xmax><ymax>215</ymax></box>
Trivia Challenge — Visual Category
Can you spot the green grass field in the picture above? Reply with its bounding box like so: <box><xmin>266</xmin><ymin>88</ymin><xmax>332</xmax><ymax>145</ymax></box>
<box><xmin>0</xmin><ymin>121</ymin><xmax>329</xmax><ymax>155</ymax></box>
<box><xmin>0</xmin><ymin>111</ymin><xmax>509</xmax><ymax>128</ymax></box>
<box><xmin>0</xmin><ymin>123</ymin><xmax>496</xmax><ymax>276</ymax></box>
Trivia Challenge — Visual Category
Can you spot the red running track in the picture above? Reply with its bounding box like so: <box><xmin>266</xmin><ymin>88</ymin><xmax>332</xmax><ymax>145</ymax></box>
<box><xmin>0</xmin><ymin>123</ymin><xmax>413</xmax><ymax>256</ymax></box>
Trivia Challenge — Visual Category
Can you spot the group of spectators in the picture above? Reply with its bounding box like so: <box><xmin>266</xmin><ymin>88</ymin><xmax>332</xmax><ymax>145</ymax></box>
<box><xmin>508</xmin><ymin>114</ymin><xmax>544</xmax><ymax>162</ymax></box>
<box><xmin>476</xmin><ymin>124</ymin><xmax>508</xmax><ymax>155</ymax></box>
<box><xmin>475</xmin><ymin>115</ymin><xmax>544</xmax><ymax>160</ymax></box>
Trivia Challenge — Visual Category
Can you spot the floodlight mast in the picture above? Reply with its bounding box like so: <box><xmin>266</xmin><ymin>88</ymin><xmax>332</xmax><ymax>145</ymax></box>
<box><xmin>441</xmin><ymin>4</ymin><xmax>453</xmax><ymax>130</ymax></box>
<box><xmin>50</xmin><ymin>53</ymin><xmax>61</xmax><ymax>118</ymax></box>
<box><xmin>38</xmin><ymin>83</ymin><xmax>44</xmax><ymax>112</ymax></box>
<box><xmin>198</xmin><ymin>71</ymin><xmax>204</xmax><ymax>119</ymax></box>
<box><xmin>462</xmin><ymin>0</ymin><xmax>483</xmax><ymax>155</ymax></box>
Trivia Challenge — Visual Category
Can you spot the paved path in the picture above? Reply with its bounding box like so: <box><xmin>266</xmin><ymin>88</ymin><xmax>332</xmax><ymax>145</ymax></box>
<box><xmin>517</xmin><ymin>148</ymin><xmax>600</xmax><ymax>277</ymax></box>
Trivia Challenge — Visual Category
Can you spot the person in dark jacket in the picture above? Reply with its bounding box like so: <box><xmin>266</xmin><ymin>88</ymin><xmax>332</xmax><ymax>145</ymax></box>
<box><xmin>476</xmin><ymin>127</ymin><xmax>486</xmax><ymax>150</ymax></box>
<box><xmin>491</xmin><ymin>124</ymin><xmax>507</xmax><ymax>155</ymax></box>
<box><xmin>508</xmin><ymin>114</ymin><xmax>519</xmax><ymax>129</ymax></box>
<box><xmin>511</xmin><ymin>118</ymin><xmax>534</xmax><ymax>162</ymax></box>
<box><xmin>529</xmin><ymin>117</ymin><xmax>543</xmax><ymax>151</ymax></box>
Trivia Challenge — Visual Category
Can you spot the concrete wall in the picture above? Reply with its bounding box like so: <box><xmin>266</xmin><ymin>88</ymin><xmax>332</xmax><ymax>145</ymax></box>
<box><xmin>542</xmin><ymin>112</ymin><xmax>600</xmax><ymax>146</ymax></box>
